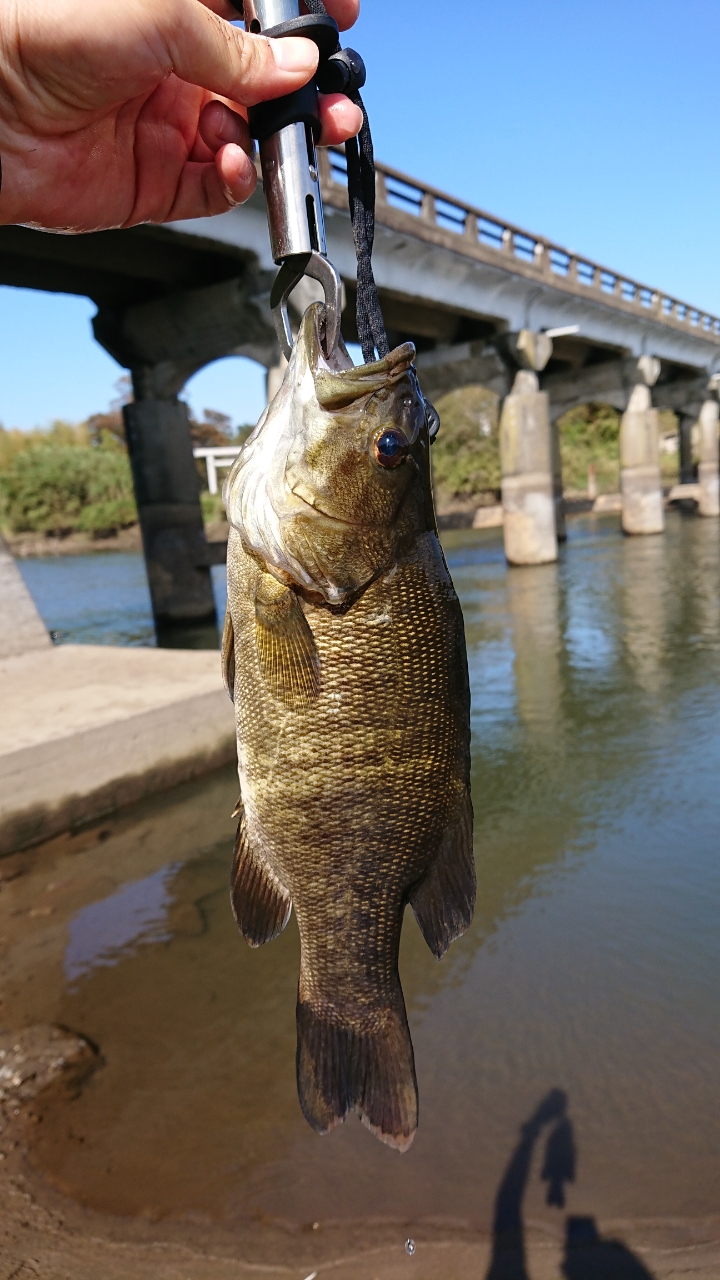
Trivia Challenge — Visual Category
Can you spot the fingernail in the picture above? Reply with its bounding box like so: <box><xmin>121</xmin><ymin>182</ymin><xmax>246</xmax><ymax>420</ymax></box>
<box><xmin>270</xmin><ymin>36</ymin><xmax>318</xmax><ymax>73</ymax></box>
<box><xmin>225</xmin><ymin>144</ymin><xmax>255</xmax><ymax>184</ymax></box>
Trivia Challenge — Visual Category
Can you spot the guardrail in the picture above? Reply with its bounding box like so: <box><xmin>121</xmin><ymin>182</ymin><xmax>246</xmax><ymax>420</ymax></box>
<box><xmin>193</xmin><ymin>446</ymin><xmax>241</xmax><ymax>495</ymax></box>
<box><xmin>317</xmin><ymin>148</ymin><xmax>720</xmax><ymax>341</ymax></box>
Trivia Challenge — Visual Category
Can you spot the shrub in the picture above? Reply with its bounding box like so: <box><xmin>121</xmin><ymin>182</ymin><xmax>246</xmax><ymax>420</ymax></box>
<box><xmin>430</xmin><ymin>385</ymin><xmax>501</xmax><ymax>502</ymax></box>
<box><xmin>1</xmin><ymin>446</ymin><xmax>137</xmax><ymax>536</ymax></box>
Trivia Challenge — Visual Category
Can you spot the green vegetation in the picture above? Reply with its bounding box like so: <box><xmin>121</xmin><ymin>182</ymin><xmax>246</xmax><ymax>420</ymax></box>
<box><xmin>1</xmin><ymin>444</ymin><xmax>137</xmax><ymax>537</ymax></box>
<box><xmin>429</xmin><ymin>385</ymin><xmax>680</xmax><ymax>503</ymax></box>
<box><xmin>200</xmin><ymin>491</ymin><xmax>228</xmax><ymax>524</ymax></box>
<box><xmin>556</xmin><ymin>402</ymin><xmax>621</xmax><ymax>494</ymax></box>
<box><xmin>0</xmin><ymin>393</ymin><xmax>253</xmax><ymax>539</ymax></box>
<box><xmin>556</xmin><ymin>403</ymin><xmax>679</xmax><ymax>493</ymax></box>
<box><xmin>430</xmin><ymin>385</ymin><xmax>500</xmax><ymax>504</ymax></box>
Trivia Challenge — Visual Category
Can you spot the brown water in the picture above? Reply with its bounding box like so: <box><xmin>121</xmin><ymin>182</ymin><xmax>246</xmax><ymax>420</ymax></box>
<box><xmin>2</xmin><ymin>513</ymin><xmax>720</xmax><ymax>1243</ymax></box>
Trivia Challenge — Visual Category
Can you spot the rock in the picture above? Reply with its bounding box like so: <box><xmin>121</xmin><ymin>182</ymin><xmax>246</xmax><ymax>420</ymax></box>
<box><xmin>0</xmin><ymin>1025</ymin><xmax>100</xmax><ymax>1114</ymax></box>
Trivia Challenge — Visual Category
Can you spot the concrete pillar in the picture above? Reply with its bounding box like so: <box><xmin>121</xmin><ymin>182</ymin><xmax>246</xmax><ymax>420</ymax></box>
<box><xmin>698</xmin><ymin>383</ymin><xmax>720</xmax><ymax>517</ymax></box>
<box><xmin>122</xmin><ymin>389</ymin><xmax>218</xmax><ymax>643</ymax></box>
<box><xmin>620</xmin><ymin>356</ymin><xmax>664</xmax><ymax>536</ymax></box>
<box><xmin>499</xmin><ymin>330</ymin><xmax>557</xmax><ymax>566</ymax></box>
<box><xmin>0</xmin><ymin>535</ymin><xmax>51</xmax><ymax>659</ymax></box>
<box><xmin>93</xmin><ymin>277</ymin><xmax>279</xmax><ymax>646</ymax></box>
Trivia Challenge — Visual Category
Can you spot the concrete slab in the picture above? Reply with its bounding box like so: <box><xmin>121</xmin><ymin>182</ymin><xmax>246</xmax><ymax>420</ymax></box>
<box><xmin>0</xmin><ymin>644</ymin><xmax>236</xmax><ymax>855</ymax></box>
<box><xmin>0</xmin><ymin>533</ymin><xmax>51</xmax><ymax>658</ymax></box>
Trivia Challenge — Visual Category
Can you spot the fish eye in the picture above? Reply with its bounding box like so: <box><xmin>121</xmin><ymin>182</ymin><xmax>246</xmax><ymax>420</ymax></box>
<box><xmin>374</xmin><ymin>429</ymin><xmax>408</xmax><ymax>469</ymax></box>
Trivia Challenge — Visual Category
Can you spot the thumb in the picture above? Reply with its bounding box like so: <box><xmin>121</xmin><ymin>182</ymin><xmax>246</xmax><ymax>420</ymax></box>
<box><xmin>161</xmin><ymin>0</ymin><xmax>319</xmax><ymax>107</ymax></box>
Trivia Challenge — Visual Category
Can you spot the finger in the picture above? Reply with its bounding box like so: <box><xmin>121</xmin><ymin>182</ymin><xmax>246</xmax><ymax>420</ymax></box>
<box><xmin>216</xmin><ymin>142</ymin><xmax>257</xmax><ymax>199</ymax></box>
<box><xmin>197</xmin><ymin>98</ymin><xmax>251</xmax><ymax>154</ymax></box>
<box><xmin>161</xmin><ymin>2</ymin><xmax>319</xmax><ymax>107</ymax></box>
<box><xmin>322</xmin><ymin>0</ymin><xmax>360</xmax><ymax>32</ymax></box>
<box><xmin>162</xmin><ymin>148</ymin><xmax>256</xmax><ymax>224</ymax></box>
<box><xmin>318</xmin><ymin>93</ymin><xmax>362</xmax><ymax>146</ymax></box>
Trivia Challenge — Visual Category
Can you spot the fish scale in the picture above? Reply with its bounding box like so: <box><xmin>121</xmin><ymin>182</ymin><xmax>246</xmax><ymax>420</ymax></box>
<box><xmin>222</xmin><ymin>305</ymin><xmax>474</xmax><ymax>1150</ymax></box>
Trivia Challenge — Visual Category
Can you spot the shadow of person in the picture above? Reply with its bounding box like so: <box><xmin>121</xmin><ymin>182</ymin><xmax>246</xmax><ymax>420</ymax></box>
<box><xmin>485</xmin><ymin>1088</ymin><xmax>567</xmax><ymax>1280</ymax></box>
<box><xmin>542</xmin><ymin>1113</ymin><xmax>576</xmax><ymax>1208</ymax></box>
<box><xmin>562</xmin><ymin>1216</ymin><xmax>656</xmax><ymax>1279</ymax></box>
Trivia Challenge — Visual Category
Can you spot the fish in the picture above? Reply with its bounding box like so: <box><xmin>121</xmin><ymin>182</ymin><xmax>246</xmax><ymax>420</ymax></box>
<box><xmin>222</xmin><ymin>303</ymin><xmax>474</xmax><ymax>1151</ymax></box>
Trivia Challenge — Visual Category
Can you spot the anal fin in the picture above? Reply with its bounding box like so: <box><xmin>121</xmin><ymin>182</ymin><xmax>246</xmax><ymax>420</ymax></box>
<box><xmin>409</xmin><ymin>789</ymin><xmax>475</xmax><ymax>960</ymax></box>
<box><xmin>255</xmin><ymin>574</ymin><xmax>320</xmax><ymax>711</ymax></box>
<box><xmin>231</xmin><ymin>800</ymin><xmax>292</xmax><ymax>947</ymax></box>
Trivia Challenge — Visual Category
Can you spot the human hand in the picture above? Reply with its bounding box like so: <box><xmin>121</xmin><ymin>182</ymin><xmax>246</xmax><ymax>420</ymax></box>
<box><xmin>0</xmin><ymin>0</ymin><xmax>361</xmax><ymax>232</ymax></box>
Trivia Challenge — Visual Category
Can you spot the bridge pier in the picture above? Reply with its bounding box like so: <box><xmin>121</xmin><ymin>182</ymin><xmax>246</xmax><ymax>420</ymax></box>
<box><xmin>499</xmin><ymin>330</ymin><xmax>558</xmax><ymax>566</ymax></box>
<box><xmin>620</xmin><ymin>357</ymin><xmax>664</xmax><ymax>537</ymax></box>
<box><xmin>93</xmin><ymin>277</ymin><xmax>277</xmax><ymax>645</ymax></box>
<box><xmin>698</xmin><ymin>381</ymin><xmax>720</xmax><ymax>516</ymax></box>
<box><xmin>121</xmin><ymin>388</ymin><xmax>218</xmax><ymax>646</ymax></box>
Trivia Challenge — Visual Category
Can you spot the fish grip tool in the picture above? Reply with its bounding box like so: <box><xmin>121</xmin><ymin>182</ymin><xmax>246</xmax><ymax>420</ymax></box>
<box><xmin>239</xmin><ymin>0</ymin><xmax>440</xmax><ymax>437</ymax></box>
<box><xmin>238</xmin><ymin>0</ymin><xmax>364</xmax><ymax>360</ymax></box>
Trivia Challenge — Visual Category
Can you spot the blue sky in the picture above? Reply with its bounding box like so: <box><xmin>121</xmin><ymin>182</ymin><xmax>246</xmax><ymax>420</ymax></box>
<box><xmin>2</xmin><ymin>0</ymin><xmax>719</xmax><ymax>430</ymax></box>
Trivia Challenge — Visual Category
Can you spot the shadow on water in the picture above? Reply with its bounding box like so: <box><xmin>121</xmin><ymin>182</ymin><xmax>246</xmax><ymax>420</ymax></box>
<box><xmin>486</xmin><ymin>1090</ymin><xmax>656</xmax><ymax>1280</ymax></box>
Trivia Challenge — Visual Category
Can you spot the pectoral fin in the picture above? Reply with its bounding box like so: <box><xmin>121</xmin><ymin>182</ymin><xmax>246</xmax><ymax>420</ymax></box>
<box><xmin>221</xmin><ymin>609</ymin><xmax>235</xmax><ymax>702</ymax></box>
<box><xmin>255</xmin><ymin>574</ymin><xmax>320</xmax><ymax>710</ymax></box>
<box><xmin>409</xmin><ymin>789</ymin><xmax>475</xmax><ymax>959</ymax></box>
<box><xmin>231</xmin><ymin>799</ymin><xmax>292</xmax><ymax>947</ymax></box>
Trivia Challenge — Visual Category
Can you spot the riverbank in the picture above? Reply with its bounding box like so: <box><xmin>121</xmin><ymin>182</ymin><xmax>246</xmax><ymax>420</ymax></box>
<box><xmin>3</xmin><ymin>520</ymin><xmax>231</xmax><ymax>559</ymax></box>
<box><xmin>0</xmin><ymin>644</ymin><xmax>234</xmax><ymax>855</ymax></box>
<box><xmin>5</xmin><ymin>490</ymin><xmax>699</xmax><ymax>551</ymax></box>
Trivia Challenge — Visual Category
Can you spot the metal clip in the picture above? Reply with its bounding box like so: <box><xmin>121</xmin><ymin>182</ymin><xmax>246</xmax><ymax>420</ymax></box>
<box><xmin>270</xmin><ymin>251</ymin><xmax>343</xmax><ymax>360</ymax></box>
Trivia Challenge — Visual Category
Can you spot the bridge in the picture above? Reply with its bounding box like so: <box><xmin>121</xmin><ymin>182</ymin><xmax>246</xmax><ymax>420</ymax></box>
<box><xmin>2</xmin><ymin>147</ymin><xmax>718</xmax><ymax>636</ymax></box>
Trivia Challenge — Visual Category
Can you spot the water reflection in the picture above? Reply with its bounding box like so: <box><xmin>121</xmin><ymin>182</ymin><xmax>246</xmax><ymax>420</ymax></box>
<box><xmin>506</xmin><ymin>563</ymin><xmax>563</xmax><ymax>740</ymax></box>
<box><xmin>619</xmin><ymin>536</ymin><xmax>669</xmax><ymax>697</ymax></box>
<box><xmin>64</xmin><ymin>863</ymin><xmax>180</xmax><ymax>982</ymax></box>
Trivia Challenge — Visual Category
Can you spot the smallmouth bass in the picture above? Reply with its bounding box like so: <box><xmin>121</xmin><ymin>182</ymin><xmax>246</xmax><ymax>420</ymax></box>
<box><xmin>222</xmin><ymin>305</ymin><xmax>474</xmax><ymax>1151</ymax></box>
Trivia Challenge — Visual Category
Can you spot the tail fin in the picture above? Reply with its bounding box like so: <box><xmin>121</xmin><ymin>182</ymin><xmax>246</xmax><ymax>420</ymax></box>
<box><xmin>296</xmin><ymin>999</ymin><xmax>418</xmax><ymax>1152</ymax></box>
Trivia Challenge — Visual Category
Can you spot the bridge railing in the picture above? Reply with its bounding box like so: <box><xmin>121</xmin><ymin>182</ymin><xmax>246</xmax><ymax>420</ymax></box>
<box><xmin>193</xmin><ymin>446</ymin><xmax>241</xmax><ymax>495</ymax></box>
<box><xmin>319</xmin><ymin>148</ymin><xmax>720</xmax><ymax>338</ymax></box>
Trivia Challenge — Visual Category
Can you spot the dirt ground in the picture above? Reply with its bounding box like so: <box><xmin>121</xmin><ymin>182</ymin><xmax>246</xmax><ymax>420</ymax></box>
<box><xmin>0</xmin><ymin>1079</ymin><xmax>718</xmax><ymax>1280</ymax></box>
